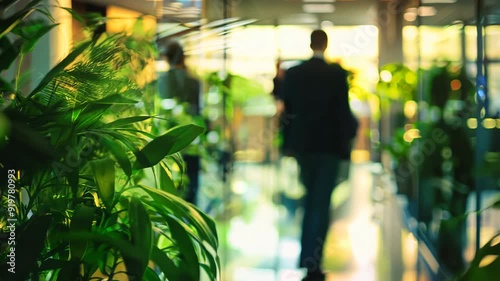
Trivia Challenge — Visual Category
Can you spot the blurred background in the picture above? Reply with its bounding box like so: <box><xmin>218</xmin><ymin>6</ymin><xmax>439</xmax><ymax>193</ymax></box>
<box><xmin>4</xmin><ymin>0</ymin><xmax>500</xmax><ymax>280</ymax></box>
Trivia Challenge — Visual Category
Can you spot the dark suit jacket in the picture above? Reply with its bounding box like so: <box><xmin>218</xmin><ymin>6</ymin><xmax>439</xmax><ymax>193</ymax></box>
<box><xmin>283</xmin><ymin>57</ymin><xmax>358</xmax><ymax>159</ymax></box>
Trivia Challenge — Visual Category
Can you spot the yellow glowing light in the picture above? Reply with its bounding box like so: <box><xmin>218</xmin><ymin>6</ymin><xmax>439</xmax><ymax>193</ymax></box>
<box><xmin>380</xmin><ymin>70</ymin><xmax>392</xmax><ymax>82</ymax></box>
<box><xmin>403</xmin><ymin>129</ymin><xmax>420</xmax><ymax>142</ymax></box>
<box><xmin>450</xmin><ymin>79</ymin><xmax>462</xmax><ymax>91</ymax></box>
<box><xmin>467</xmin><ymin>118</ymin><xmax>478</xmax><ymax>129</ymax></box>
<box><xmin>483</xmin><ymin>118</ymin><xmax>496</xmax><ymax>129</ymax></box>
<box><xmin>404</xmin><ymin>100</ymin><xmax>418</xmax><ymax>119</ymax></box>
<box><xmin>497</xmin><ymin>119</ymin><xmax>500</xmax><ymax>129</ymax></box>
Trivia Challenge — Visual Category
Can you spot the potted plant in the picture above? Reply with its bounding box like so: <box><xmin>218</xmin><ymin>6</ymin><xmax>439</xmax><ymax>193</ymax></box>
<box><xmin>0</xmin><ymin>1</ymin><xmax>219</xmax><ymax>280</ymax></box>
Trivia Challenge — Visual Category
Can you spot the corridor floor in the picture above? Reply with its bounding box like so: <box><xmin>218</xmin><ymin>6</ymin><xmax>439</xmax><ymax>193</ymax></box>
<box><xmin>200</xmin><ymin>159</ymin><xmax>382</xmax><ymax>281</ymax></box>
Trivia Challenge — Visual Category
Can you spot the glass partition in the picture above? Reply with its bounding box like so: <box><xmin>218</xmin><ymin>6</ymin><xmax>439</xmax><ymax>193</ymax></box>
<box><xmin>400</xmin><ymin>0</ymin><xmax>500</xmax><ymax>279</ymax></box>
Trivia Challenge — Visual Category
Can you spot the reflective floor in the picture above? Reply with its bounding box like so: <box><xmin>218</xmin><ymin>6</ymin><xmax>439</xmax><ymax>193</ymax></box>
<box><xmin>199</xmin><ymin>158</ymin><xmax>386</xmax><ymax>281</ymax></box>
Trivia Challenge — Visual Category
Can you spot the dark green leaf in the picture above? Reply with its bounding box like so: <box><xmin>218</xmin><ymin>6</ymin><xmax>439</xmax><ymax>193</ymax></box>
<box><xmin>139</xmin><ymin>185</ymin><xmax>218</xmax><ymax>247</ymax></box>
<box><xmin>164</xmin><ymin>215</ymin><xmax>200</xmax><ymax>281</ymax></box>
<box><xmin>0</xmin><ymin>76</ymin><xmax>14</xmax><ymax>92</ymax></box>
<box><xmin>124</xmin><ymin>197</ymin><xmax>153</xmax><ymax>279</ymax></box>
<box><xmin>28</xmin><ymin>40</ymin><xmax>92</xmax><ymax>97</ymax></box>
<box><xmin>151</xmin><ymin>246</ymin><xmax>183</xmax><ymax>281</ymax></box>
<box><xmin>38</xmin><ymin>259</ymin><xmax>69</xmax><ymax>271</ymax></box>
<box><xmin>70</xmin><ymin>205</ymin><xmax>95</xmax><ymax>260</ymax></box>
<box><xmin>104</xmin><ymin>116</ymin><xmax>151</xmax><ymax>128</ymax></box>
<box><xmin>56</xmin><ymin>261</ymin><xmax>80</xmax><ymax>281</ymax></box>
<box><xmin>90</xmin><ymin>129</ymin><xmax>140</xmax><ymax>154</ymax></box>
<box><xmin>90</xmin><ymin>158</ymin><xmax>115</xmax><ymax>209</ymax></box>
<box><xmin>10</xmin><ymin>215</ymin><xmax>52</xmax><ymax>281</ymax></box>
<box><xmin>101</xmin><ymin>136</ymin><xmax>132</xmax><ymax>177</ymax></box>
<box><xmin>75</xmin><ymin>103</ymin><xmax>111</xmax><ymax>130</ymax></box>
<box><xmin>460</xmin><ymin>233</ymin><xmax>500</xmax><ymax>280</ymax></box>
<box><xmin>143</xmin><ymin>267</ymin><xmax>162</xmax><ymax>281</ymax></box>
<box><xmin>0</xmin><ymin>37</ymin><xmax>21</xmax><ymax>72</ymax></box>
<box><xmin>134</xmin><ymin>124</ymin><xmax>204</xmax><ymax>169</ymax></box>
<box><xmin>59</xmin><ymin>231</ymin><xmax>137</xmax><ymax>261</ymax></box>
<box><xmin>492</xmin><ymin>200</ymin><xmax>500</xmax><ymax>210</ymax></box>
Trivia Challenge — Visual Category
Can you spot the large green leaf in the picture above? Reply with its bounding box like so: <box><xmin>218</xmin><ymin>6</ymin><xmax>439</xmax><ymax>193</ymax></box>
<box><xmin>124</xmin><ymin>197</ymin><xmax>153</xmax><ymax>279</ymax></box>
<box><xmin>69</xmin><ymin>205</ymin><xmax>95</xmax><ymax>260</ymax></box>
<box><xmin>164</xmin><ymin>215</ymin><xmax>200</xmax><ymax>281</ymax></box>
<box><xmin>135</xmin><ymin>185</ymin><xmax>219</xmax><ymax>278</ymax></box>
<box><xmin>90</xmin><ymin>158</ymin><xmax>115</xmax><ymax>210</ymax></box>
<box><xmin>134</xmin><ymin>124</ymin><xmax>204</xmax><ymax>169</ymax></box>
<box><xmin>100</xmin><ymin>136</ymin><xmax>132</xmax><ymax>178</ymax></box>
<box><xmin>151</xmin><ymin>246</ymin><xmax>183</xmax><ymax>281</ymax></box>
<box><xmin>138</xmin><ymin>185</ymin><xmax>218</xmax><ymax>248</ymax></box>
<box><xmin>75</xmin><ymin>103</ymin><xmax>111</xmax><ymax>130</ymax></box>
<box><xmin>103</xmin><ymin>116</ymin><xmax>151</xmax><ymax>128</ymax></box>
<box><xmin>460</xmin><ymin>233</ymin><xmax>500</xmax><ymax>280</ymax></box>
<box><xmin>1</xmin><ymin>215</ymin><xmax>52</xmax><ymax>281</ymax></box>
<box><xmin>143</xmin><ymin>267</ymin><xmax>162</xmax><ymax>281</ymax></box>
<box><xmin>158</xmin><ymin>160</ymin><xmax>178</xmax><ymax>195</ymax></box>
<box><xmin>0</xmin><ymin>37</ymin><xmax>22</xmax><ymax>72</ymax></box>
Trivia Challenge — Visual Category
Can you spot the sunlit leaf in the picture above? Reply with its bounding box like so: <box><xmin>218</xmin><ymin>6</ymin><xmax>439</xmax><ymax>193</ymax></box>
<box><xmin>134</xmin><ymin>124</ymin><xmax>204</xmax><ymax>169</ymax></box>
<box><xmin>103</xmin><ymin>116</ymin><xmax>151</xmax><ymax>128</ymax></box>
<box><xmin>90</xmin><ymin>158</ymin><xmax>115</xmax><ymax>209</ymax></box>
<box><xmin>158</xmin><ymin>160</ymin><xmax>178</xmax><ymax>195</ymax></box>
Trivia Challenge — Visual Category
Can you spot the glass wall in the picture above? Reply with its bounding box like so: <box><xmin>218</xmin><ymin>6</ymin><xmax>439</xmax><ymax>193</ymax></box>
<box><xmin>400</xmin><ymin>0</ymin><xmax>500</xmax><ymax>279</ymax></box>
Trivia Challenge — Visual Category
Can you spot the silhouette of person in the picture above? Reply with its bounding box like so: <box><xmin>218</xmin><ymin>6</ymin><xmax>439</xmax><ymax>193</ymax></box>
<box><xmin>283</xmin><ymin>29</ymin><xmax>358</xmax><ymax>281</ymax></box>
<box><xmin>162</xmin><ymin>41</ymin><xmax>201</xmax><ymax>204</ymax></box>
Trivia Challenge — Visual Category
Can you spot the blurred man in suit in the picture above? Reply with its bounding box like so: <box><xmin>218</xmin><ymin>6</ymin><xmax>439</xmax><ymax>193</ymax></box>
<box><xmin>162</xmin><ymin>41</ymin><xmax>201</xmax><ymax>204</ymax></box>
<box><xmin>283</xmin><ymin>29</ymin><xmax>358</xmax><ymax>281</ymax></box>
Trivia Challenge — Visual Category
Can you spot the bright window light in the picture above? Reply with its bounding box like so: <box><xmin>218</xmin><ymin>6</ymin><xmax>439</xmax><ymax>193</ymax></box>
<box><xmin>303</xmin><ymin>0</ymin><xmax>335</xmax><ymax>2</ymax></box>
<box><xmin>303</xmin><ymin>4</ymin><xmax>335</xmax><ymax>13</ymax></box>
<box><xmin>421</xmin><ymin>0</ymin><xmax>456</xmax><ymax>3</ymax></box>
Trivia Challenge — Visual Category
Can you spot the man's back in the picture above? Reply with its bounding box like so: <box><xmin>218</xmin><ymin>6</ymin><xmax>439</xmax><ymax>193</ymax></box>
<box><xmin>284</xmin><ymin>58</ymin><xmax>355</xmax><ymax>157</ymax></box>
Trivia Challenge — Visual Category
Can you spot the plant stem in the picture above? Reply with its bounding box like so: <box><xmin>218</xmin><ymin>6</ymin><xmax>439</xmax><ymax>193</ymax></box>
<box><xmin>15</xmin><ymin>53</ymin><xmax>25</xmax><ymax>91</ymax></box>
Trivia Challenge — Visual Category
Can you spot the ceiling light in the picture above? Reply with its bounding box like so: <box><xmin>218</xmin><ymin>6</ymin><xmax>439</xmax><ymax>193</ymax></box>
<box><xmin>303</xmin><ymin>0</ymin><xmax>335</xmax><ymax>2</ymax></box>
<box><xmin>421</xmin><ymin>0</ymin><xmax>456</xmax><ymax>3</ymax></box>
<box><xmin>303</xmin><ymin>4</ymin><xmax>335</xmax><ymax>13</ymax></box>
<box><xmin>404</xmin><ymin>12</ymin><xmax>417</xmax><ymax>22</ymax></box>
<box><xmin>418</xmin><ymin>6</ymin><xmax>437</xmax><ymax>17</ymax></box>
<box><xmin>404</xmin><ymin>7</ymin><xmax>437</xmax><ymax>18</ymax></box>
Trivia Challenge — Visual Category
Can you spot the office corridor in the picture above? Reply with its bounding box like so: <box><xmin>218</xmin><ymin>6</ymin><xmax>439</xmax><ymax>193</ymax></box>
<box><xmin>199</xmin><ymin>159</ymin><xmax>398</xmax><ymax>281</ymax></box>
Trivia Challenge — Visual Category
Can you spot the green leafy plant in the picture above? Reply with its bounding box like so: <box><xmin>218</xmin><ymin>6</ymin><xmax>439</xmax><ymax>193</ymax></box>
<box><xmin>0</xmin><ymin>1</ymin><xmax>219</xmax><ymax>280</ymax></box>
